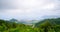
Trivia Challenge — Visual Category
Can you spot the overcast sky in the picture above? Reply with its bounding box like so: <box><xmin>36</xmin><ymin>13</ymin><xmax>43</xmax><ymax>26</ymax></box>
<box><xmin>0</xmin><ymin>0</ymin><xmax>60</xmax><ymax>20</ymax></box>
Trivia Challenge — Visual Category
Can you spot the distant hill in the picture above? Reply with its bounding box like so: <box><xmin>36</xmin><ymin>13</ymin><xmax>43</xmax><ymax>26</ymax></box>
<box><xmin>35</xmin><ymin>18</ymin><xmax>60</xmax><ymax>27</ymax></box>
<box><xmin>9</xmin><ymin>18</ymin><xmax>22</xmax><ymax>24</ymax></box>
<box><xmin>9</xmin><ymin>18</ymin><xmax>18</xmax><ymax>22</ymax></box>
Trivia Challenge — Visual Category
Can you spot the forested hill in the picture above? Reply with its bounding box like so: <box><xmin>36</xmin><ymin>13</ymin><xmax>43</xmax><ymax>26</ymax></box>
<box><xmin>35</xmin><ymin>18</ymin><xmax>60</xmax><ymax>27</ymax></box>
<box><xmin>0</xmin><ymin>18</ymin><xmax>60</xmax><ymax>32</ymax></box>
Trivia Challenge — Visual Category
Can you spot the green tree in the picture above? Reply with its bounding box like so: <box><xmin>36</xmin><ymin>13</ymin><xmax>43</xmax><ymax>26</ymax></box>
<box><xmin>40</xmin><ymin>20</ymin><xmax>52</xmax><ymax>32</ymax></box>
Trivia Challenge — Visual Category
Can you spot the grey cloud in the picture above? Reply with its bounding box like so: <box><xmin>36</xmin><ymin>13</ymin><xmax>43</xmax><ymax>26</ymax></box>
<box><xmin>0</xmin><ymin>0</ymin><xmax>59</xmax><ymax>9</ymax></box>
<box><xmin>0</xmin><ymin>0</ymin><xmax>60</xmax><ymax>20</ymax></box>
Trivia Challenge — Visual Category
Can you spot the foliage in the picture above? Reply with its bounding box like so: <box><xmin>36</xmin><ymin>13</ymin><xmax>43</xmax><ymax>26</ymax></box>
<box><xmin>0</xmin><ymin>18</ymin><xmax>60</xmax><ymax>32</ymax></box>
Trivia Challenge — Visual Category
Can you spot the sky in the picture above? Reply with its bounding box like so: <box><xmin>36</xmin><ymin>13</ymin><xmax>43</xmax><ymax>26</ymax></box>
<box><xmin>0</xmin><ymin>0</ymin><xmax>60</xmax><ymax>20</ymax></box>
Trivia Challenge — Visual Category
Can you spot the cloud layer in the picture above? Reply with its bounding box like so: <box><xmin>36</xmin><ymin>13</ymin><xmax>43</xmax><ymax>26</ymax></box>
<box><xmin>0</xmin><ymin>0</ymin><xmax>60</xmax><ymax>20</ymax></box>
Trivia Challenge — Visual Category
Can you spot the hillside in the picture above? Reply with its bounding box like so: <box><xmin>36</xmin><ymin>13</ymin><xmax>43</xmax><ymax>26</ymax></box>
<box><xmin>0</xmin><ymin>18</ymin><xmax>60</xmax><ymax>32</ymax></box>
<box><xmin>35</xmin><ymin>18</ymin><xmax>60</xmax><ymax>27</ymax></box>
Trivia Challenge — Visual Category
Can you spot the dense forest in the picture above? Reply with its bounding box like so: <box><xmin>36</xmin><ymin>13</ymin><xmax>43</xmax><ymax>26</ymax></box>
<box><xmin>0</xmin><ymin>18</ymin><xmax>60</xmax><ymax>32</ymax></box>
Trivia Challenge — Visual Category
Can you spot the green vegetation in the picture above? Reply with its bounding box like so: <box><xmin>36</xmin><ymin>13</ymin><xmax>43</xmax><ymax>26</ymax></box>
<box><xmin>0</xmin><ymin>18</ymin><xmax>60</xmax><ymax>32</ymax></box>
